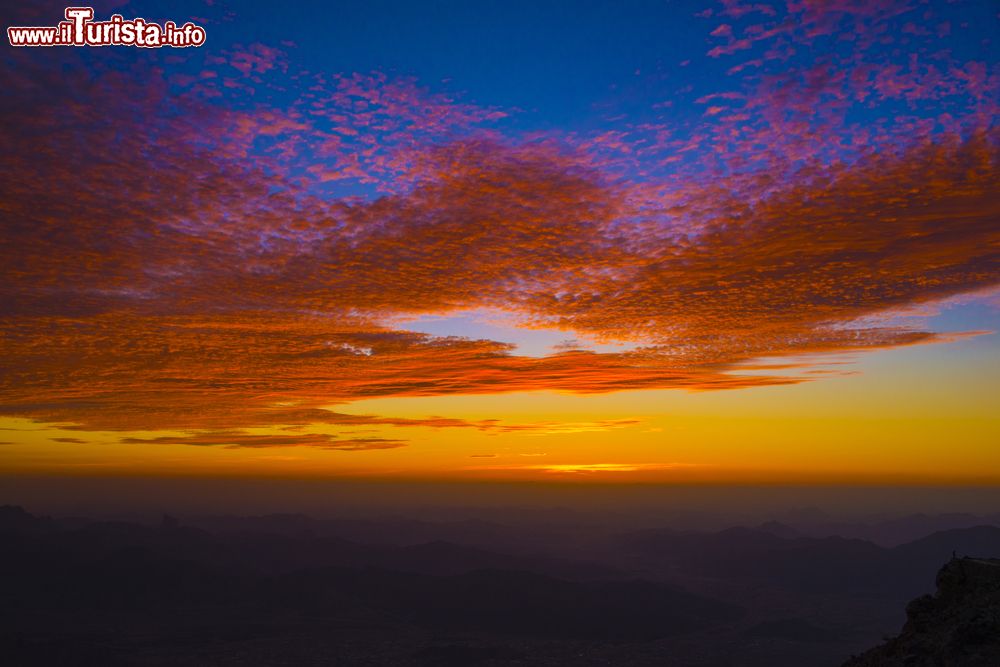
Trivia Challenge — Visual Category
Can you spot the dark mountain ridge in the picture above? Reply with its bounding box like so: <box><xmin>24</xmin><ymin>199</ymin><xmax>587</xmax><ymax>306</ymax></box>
<box><xmin>613</xmin><ymin>523</ymin><xmax>1000</xmax><ymax>599</ymax></box>
<box><xmin>844</xmin><ymin>557</ymin><xmax>1000</xmax><ymax>666</ymax></box>
<box><xmin>4</xmin><ymin>505</ymin><xmax>999</xmax><ymax>666</ymax></box>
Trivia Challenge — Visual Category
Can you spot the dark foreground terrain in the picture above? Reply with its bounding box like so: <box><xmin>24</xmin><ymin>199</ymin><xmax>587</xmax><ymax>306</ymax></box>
<box><xmin>844</xmin><ymin>557</ymin><xmax>1000</xmax><ymax>667</ymax></box>
<box><xmin>2</xmin><ymin>505</ymin><xmax>999</xmax><ymax>666</ymax></box>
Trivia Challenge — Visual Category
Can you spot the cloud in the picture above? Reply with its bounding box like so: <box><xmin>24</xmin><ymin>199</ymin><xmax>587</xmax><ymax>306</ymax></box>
<box><xmin>479</xmin><ymin>419</ymin><xmax>642</xmax><ymax>435</ymax></box>
<box><xmin>120</xmin><ymin>432</ymin><xmax>406</xmax><ymax>451</ymax></box>
<box><xmin>1</xmin><ymin>123</ymin><xmax>995</xmax><ymax>435</ymax></box>
<box><xmin>0</xmin><ymin>14</ymin><xmax>997</xmax><ymax>442</ymax></box>
<box><xmin>469</xmin><ymin>462</ymin><xmax>707</xmax><ymax>474</ymax></box>
<box><xmin>538</xmin><ymin>133</ymin><xmax>999</xmax><ymax>362</ymax></box>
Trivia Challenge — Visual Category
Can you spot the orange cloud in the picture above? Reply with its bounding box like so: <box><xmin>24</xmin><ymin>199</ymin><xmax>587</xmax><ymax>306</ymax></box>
<box><xmin>119</xmin><ymin>432</ymin><xmax>405</xmax><ymax>451</ymax></box>
<box><xmin>469</xmin><ymin>462</ymin><xmax>707</xmax><ymax>474</ymax></box>
<box><xmin>1</xmin><ymin>38</ymin><xmax>997</xmax><ymax>443</ymax></box>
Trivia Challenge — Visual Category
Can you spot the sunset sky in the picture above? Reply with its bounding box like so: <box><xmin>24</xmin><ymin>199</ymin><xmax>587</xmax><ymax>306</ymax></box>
<box><xmin>1</xmin><ymin>0</ymin><xmax>998</xmax><ymax>488</ymax></box>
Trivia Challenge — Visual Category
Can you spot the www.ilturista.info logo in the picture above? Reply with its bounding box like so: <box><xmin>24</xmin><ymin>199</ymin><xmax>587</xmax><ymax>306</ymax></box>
<box><xmin>8</xmin><ymin>7</ymin><xmax>206</xmax><ymax>48</ymax></box>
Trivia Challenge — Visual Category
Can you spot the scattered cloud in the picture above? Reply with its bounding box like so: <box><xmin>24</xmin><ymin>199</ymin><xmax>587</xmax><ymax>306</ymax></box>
<box><xmin>0</xmin><ymin>5</ymin><xmax>996</xmax><ymax>444</ymax></box>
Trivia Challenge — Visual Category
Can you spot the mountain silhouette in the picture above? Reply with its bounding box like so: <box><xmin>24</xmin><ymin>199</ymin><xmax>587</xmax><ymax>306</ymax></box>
<box><xmin>3</xmin><ymin>505</ymin><xmax>998</xmax><ymax>666</ymax></box>
<box><xmin>843</xmin><ymin>557</ymin><xmax>1000</xmax><ymax>666</ymax></box>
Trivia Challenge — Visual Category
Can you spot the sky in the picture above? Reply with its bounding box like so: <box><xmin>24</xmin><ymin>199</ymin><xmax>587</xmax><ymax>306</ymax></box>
<box><xmin>1</xmin><ymin>0</ymin><xmax>998</xmax><ymax>491</ymax></box>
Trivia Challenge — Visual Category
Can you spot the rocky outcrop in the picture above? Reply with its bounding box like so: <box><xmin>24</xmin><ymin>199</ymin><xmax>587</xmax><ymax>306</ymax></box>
<box><xmin>843</xmin><ymin>557</ymin><xmax>1000</xmax><ymax>666</ymax></box>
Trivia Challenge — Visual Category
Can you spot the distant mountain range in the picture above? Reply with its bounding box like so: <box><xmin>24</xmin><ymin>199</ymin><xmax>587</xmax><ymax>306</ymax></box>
<box><xmin>614</xmin><ymin>523</ymin><xmax>1000</xmax><ymax>600</ymax></box>
<box><xmin>2</xmin><ymin>504</ymin><xmax>998</xmax><ymax>666</ymax></box>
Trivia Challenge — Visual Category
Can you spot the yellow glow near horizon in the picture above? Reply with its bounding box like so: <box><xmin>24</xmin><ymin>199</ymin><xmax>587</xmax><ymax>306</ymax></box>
<box><xmin>2</xmin><ymin>334</ymin><xmax>998</xmax><ymax>484</ymax></box>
